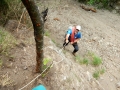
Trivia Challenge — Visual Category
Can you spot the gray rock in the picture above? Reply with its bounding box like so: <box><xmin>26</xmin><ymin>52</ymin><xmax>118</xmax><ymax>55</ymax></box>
<box><xmin>116</xmin><ymin>82</ymin><xmax>120</xmax><ymax>88</ymax></box>
<box><xmin>23</xmin><ymin>66</ymin><xmax>28</xmax><ymax>70</ymax></box>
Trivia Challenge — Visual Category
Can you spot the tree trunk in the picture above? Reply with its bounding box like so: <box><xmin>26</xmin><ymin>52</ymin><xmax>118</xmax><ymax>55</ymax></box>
<box><xmin>21</xmin><ymin>0</ymin><xmax>44</xmax><ymax>73</ymax></box>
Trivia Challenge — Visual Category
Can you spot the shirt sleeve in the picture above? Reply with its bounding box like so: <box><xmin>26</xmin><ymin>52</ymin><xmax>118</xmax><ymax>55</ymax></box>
<box><xmin>77</xmin><ymin>32</ymin><xmax>82</xmax><ymax>38</ymax></box>
<box><xmin>67</xmin><ymin>29</ymin><xmax>72</xmax><ymax>34</ymax></box>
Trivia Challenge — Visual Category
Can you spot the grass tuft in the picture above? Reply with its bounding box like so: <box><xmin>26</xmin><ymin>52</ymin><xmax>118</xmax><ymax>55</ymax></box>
<box><xmin>99</xmin><ymin>68</ymin><xmax>105</xmax><ymax>74</ymax></box>
<box><xmin>93</xmin><ymin>71</ymin><xmax>100</xmax><ymax>79</ymax></box>
<box><xmin>93</xmin><ymin>68</ymin><xmax>105</xmax><ymax>79</ymax></box>
<box><xmin>82</xmin><ymin>58</ymin><xmax>89</xmax><ymax>65</ymax></box>
<box><xmin>92</xmin><ymin>56</ymin><xmax>102</xmax><ymax>66</ymax></box>
<box><xmin>0</xmin><ymin>29</ymin><xmax>17</xmax><ymax>54</ymax></box>
<box><xmin>44</xmin><ymin>30</ymin><xmax>50</xmax><ymax>37</ymax></box>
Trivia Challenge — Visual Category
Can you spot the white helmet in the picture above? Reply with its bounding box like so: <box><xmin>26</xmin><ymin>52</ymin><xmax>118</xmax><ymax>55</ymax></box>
<box><xmin>76</xmin><ymin>25</ymin><xmax>81</xmax><ymax>31</ymax></box>
<box><xmin>69</xmin><ymin>26</ymin><xmax>73</xmax><ymax>29</ymax></box>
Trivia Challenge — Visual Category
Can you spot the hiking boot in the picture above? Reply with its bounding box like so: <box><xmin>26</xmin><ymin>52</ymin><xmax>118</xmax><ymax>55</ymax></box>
<box><xmin>72</xmin><ymin>52</ymin><xmax>76</xmax><ymax>56</ymax></box>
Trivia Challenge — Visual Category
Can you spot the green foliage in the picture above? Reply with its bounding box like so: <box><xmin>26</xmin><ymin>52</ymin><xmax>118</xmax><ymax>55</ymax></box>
<box><xmin>0</xmin><ymin>29</ymin><xmax>17</xmax><ymax>54</ymax></box>
<box><xmin>78</xmin><ymin>0</ymin><xmax>119</xmax><ymax>9</ymax></box>
<box><xmin>75</xmin><ymin>51</ymin><xmax>102</xmax><ymax>67</ymax></box>
<box><xmin>93</xmin><ymin>68</ymin><xmax>105</xmax><ymax>79</ymax></box>
<box><xmin>75</xmin><ymin>51</ymin><xmax>104</xmax><ymax>79</ymax></box>
<box><xmin>79</xmin><ymin>51</ymin><xmax>102</xmax><ymax>66</ymax></box>
<box><xmin>43</xmin><ymin>58</ymin><xmax>51</xmax><ymax>66</ymax></box>
<box><xmin>82</xmin><ymin>58</ymin><xmax>89</xmax><ymax>65</ymax></box>
<box><xmin>99</xmin><ymin>68</ymin><xmax>105</xmax><ymax>74</ymax></box>
<box><xmin>87</xmin><ymin>0</ymin><xmax>96</xmax><ymax>5</ymax></box>
<box><xmin>44</xmin><ymin>30</ymin><xmax>50</xmax><ymax>37</ymax></box>
<box><xmin>92</xmin><ymin>55</ymin><xmax>102</xmax><ymax>66</ymax></box>
<box><xmin>93</xmin><ymin>71</ymin><xmax>100</xmax><ymax>79</ymax></box>
<box><xmin>43</xmin><ymin>58</ymin><xmax>51</xmax><ymax>70</ymax></box>
<box><xmin>42</xmin><ymin>58</ymin><xmax>52</xmax><ymax>77</ymax></box>
<box><xmin>74</xmin><ymin>51</ymin><xmax>105</xmax><ymax>79</ymax></box>
<box><xmin>86</xmin><ymin>51</ymin><xmax>95</xmax><ymax>59</ymax></box>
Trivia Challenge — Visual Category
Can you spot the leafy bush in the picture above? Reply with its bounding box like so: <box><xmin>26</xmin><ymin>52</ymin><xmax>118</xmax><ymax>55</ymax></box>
<box><xmin>78</xmin><ymin>0</ymin><xmax>119</xmax><ymax>9</ymax></box>
<box><xmin>87</xmin><ymin>0</ymin><xmax>109</xmax><ymax>8</ymax></box>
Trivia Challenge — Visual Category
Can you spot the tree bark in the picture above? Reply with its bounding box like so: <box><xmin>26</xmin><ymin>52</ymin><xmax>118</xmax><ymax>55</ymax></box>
<box><xmin>21</xmin><ymin>0</ymin><xmax>44</xmax><ymax>73</ymax></box>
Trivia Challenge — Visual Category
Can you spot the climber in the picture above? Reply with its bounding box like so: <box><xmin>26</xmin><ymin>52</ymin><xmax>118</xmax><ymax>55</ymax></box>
<box><xmin>63</xmin><ymin>25</ymin><xmax>82</xmax><ymax>56</ymax></box>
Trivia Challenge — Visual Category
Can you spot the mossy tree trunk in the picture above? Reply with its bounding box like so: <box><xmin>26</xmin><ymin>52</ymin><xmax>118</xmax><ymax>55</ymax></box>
<box><xmin>21</xmin><ymin>0</ymin><xmax>44</xmax><ymax>73</ymax></box>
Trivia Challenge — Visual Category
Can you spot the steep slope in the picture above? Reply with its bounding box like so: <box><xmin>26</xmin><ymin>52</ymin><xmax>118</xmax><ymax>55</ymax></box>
<box><xmin>0</xmin><ymin>0</ymin><xmax>120</xmax><ymax>90</ymax></box>
<box><xmin>41</xmin><ymin>0</ymin><xmax>120</xmax><ymax>90</ymax></box>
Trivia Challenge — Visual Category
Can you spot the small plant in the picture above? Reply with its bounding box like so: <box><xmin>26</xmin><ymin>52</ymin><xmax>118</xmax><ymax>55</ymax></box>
<box><xmin>93</xmin><ymin>71</ymin><xmax>100</xmax><ymax>79</ymax></box>
<box><xmin>93</xmin><ymin>68</ymin><xmax>105</xmax><ymax>79</ymax></box>
<box><xmin>92</xmin><ymin>55</ymin><xmax>102</xmax><ymax>66</ymax></box>
<box><xmin>99</xmin><ymin>68</ymin><xmax>105</xmax><ymax>74</ymax></box>
<box><xmin>82</xmin><ymin>51</ymin><xmax>102</xmax><ymax>66</ymax></box>
<box><xmin>82</xmin><ymin>58</ymin><xmax>89</xmax><ymax>65</ymax></box>
<box><xmin>42</xmin><ymin>58</ymin><xmax>52</xmax><ymax>77</ymax></box>
<box><xmin>44</xmin><ymin>30</ymin><xmax>50</xmax><ymax>37</ymax></box>
<box><xmin>43</xmin><ymin>58</ymin><xmax>51</xmax><ymax>69</ymax></box>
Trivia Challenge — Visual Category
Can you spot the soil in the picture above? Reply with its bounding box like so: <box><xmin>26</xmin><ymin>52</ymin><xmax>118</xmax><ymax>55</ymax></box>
<box><xmin>0</xmin><ymin>0</ymin><xmax>120</xmax><ymax>90</ymax></box>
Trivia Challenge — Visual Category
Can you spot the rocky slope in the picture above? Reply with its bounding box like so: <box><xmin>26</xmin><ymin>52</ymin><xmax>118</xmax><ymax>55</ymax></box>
<box><xmin>0</xmin><ymin>0</ymin><xmax>120</xmax><ymax>90</ymax></box>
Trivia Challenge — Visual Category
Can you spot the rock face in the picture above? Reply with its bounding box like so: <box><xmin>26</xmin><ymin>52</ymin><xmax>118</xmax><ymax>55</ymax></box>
<box><xmin>0</xmin><ymin>0</ymin><xmax>120</xmax><ymax>90</ymax></box>
<box><xmin>39</xmin><ymin>0</ymin><xmax>120</xmax><ymax>90</ymax></box>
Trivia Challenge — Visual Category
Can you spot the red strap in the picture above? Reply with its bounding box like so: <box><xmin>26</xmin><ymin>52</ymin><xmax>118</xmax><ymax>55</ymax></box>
<box><xmin>70</xmin><ymin>27</ymin><xmax>75</xmax><ymax>42</ymax></box>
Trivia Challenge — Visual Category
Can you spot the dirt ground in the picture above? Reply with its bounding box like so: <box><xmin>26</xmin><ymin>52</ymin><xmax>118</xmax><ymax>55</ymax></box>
<box><xmin>0</xmin><ymin>0</ymin><xmax>120</xmax><ymax>90</ymax></box>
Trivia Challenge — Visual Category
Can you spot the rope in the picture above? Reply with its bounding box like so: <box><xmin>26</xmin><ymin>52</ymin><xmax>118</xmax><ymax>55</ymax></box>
<box><xmin>18</xmin><ymin>45</ymin><xmax>66</xmax><ymax>90</ymax></box>
<box><xmin>18</xmin><ymin>63</ymin><xmax>53</xmax><ymax>90</ymax></box>
<box><xmin>19</xmin><ymin>44</ymin><xmax>105</xmax><ymax>90</ymax></box>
